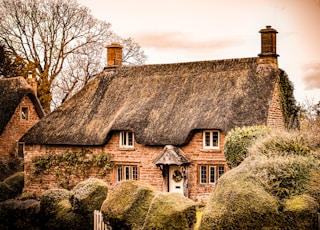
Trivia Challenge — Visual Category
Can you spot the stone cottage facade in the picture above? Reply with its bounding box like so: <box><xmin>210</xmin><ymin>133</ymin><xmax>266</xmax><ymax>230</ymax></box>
<box><xmin>21</xmin><ymin>26</ymin><xmax>294</xmax><ymax>202</ymax></box>
<box><xmin>0</xmin><ymin>76</ymin><xmax>44</xmax><ymax>158</ymax></box>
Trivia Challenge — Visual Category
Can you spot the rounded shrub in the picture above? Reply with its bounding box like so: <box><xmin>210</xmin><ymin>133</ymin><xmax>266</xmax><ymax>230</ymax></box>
<box><xmin>248</xmin><ymin>131</ymin><xmax>312</xmax><ymax>157</ymax></box>
<box><xmin>3</xmin><ymin>172</ymin><xmax>24</xmax><ymax>198</ymax></box>
<box><xmin>224</xmin><ymin>125</ymin><xmax>270</xmax><ymax>168</ymax></box>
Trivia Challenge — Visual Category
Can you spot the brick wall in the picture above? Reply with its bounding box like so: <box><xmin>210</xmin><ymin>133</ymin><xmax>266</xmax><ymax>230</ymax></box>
<box><xmin>24</xmin><ymin>130</ymin><xmax>227</xmax><ymax>202</ymax></box>
<box><xmin>0</xmin><ymin>96</ymin><xmax>41</xmax><ymax>157</ymax></box>
<box><xmin>267</xmin><ymin>83</ymin><xmax>285</xmax><ymax>130</ymax></box>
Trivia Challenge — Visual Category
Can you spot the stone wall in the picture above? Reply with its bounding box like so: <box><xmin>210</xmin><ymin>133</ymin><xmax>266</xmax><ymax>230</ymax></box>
<box><xmin>24</xmin><ymin>130</ymin><xmax>227</xmax><ymax>203</ymax></box>
<box><xmin>0</xmin><ymin>96</ymin><xmax>41</xmax><ymax>157</ymax></box>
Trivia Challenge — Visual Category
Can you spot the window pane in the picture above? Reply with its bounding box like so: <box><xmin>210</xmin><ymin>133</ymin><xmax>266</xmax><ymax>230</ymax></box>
<box><xmin>212</xmin><ymin>132</ymin><xmax>219</xmax><ymax>147</ymax></box>
<box><xmin>117</xmin><ymin>167</ymin><xmax>122</xmax><ymax>181</ymax></box>
<box><xmin>200</xmin><ymin>166</ymin><xmax>207</xmax><ymax>183</ymax></box>
<box><xmin>209</xmin><ymin>166</ymin><xmax>216</xmax><ymax>183</ymax></box>
<box><xmin>121</xmin><ymin>132</ymin><xmax>127</xmax><ymax>146</ymax></box>
<box><xmin>132</xmin><ymin>166</ymin><xmax>138</xmax><ymax>180</ymax></box>
<box><xmin>128</xmin><ymin>132</ymin><xmax>133</xmax><ymax>146</ymax></box>
<box><xmin>125</xmin><ymin>166</ymin><xmax>130</xmax><ymax>180</ymax></box>
<box><xmin>205</xmin><ymin>132</ymin><xmax>210</xmax><ymax>147</ymax></box>
<box><xmin>218</xmin><ymin>166</ymin><xmax>225</xmax><ymax>178</ymax></box>
<box><xmin>21</xmin><ymin>107</ymin><xmax>28</xmax><ymax>120</ymax></box>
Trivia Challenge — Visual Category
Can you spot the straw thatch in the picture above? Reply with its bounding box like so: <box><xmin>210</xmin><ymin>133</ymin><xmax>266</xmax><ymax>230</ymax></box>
<box><xmin>0</xmin><ymin>77</ymin><xmax>45</xmax><ymax>134</ymax></box>
<box><xmin>21</xmin><ymin>57</ymin><xmax>279</xmax><ymax>145</ymax></box>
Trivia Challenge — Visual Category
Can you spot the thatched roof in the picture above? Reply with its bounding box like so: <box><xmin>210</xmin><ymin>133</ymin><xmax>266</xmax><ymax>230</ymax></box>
<box><xmin>0</xmin><ymin>77</ymin><xmax>45</xmax><ymax>135</ymax></box>
<box><xmin>21</xmin><ymin>57</ymin><xmax>279</xmax><ymax>146</ymax></box>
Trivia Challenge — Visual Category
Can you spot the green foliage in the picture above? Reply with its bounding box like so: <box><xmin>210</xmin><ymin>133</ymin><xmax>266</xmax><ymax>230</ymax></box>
<box><xmin>101</xmin><ymin>180</ymin><xmax>158</xmax><ymax>229</ymax></box>
<box><xmin>277</xmin><ymin>70</ymin><xmax>300</xmax><ymax>129</ymax></box>
<box><xmin>248</xmin><ymin>132</ymin><xmax>312</xmax><ymax>157</ymax></box>
<box><xmin>0</xmin><ymin>155</ymin><xmax>23</xmax><ymax>181</ymax></box>
<box><xmin>224</xmin><ymin>125</ymin><xmax>270</xmax><ymax>168</ymax></box>
<box><xmin>143</xmin><ymin>192</ymin><xmax>197</xmax><ymax>230</ymax></box>
<box><xmin>3</xmin><ymin>172</ymin><xmax>24</xmax><ymax>198</ymax></box>
<box><xmin>201</xmin><ymin>130</ymin><xmax>320</xmax><ymax>229</ymax></box>
<box><xmin>70</xmin><ymin>178</ymin><xmax>108</xmax><ymax>214</ymax></box>
<box><xmin>0</xmin><ymin>43</ymin><xmax>25</xmax><ymax>78</ymax></box>
<box><xmin>31</xmin><ymin>150</ymin><xmax>113</xmax><ymax>189</ymax></box>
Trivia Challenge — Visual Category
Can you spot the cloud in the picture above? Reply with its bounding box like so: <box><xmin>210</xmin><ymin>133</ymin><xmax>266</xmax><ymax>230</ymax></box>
<box><xmin>135</xmin><ymin>31</ymin><xmax>243</xmax><ymax>50</ymax></box>
<box><xmin>302</xmin><ymin>62</ymin><xmax>320</xmax><ymax>90</ymax></box>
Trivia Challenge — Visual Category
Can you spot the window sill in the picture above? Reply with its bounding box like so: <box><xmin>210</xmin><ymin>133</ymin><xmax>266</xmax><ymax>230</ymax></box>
<box><xmin>200</xmin><ymin>149</ymin><xmax>221</xmax><ymax>153</ymax></box>
<box><xmin>119</xmin><ymin>147</ymin><xmax>135</xmax><ymax>151</ymax></box>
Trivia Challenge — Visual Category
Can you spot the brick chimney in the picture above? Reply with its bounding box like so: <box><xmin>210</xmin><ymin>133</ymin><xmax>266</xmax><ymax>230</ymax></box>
<box><xmin>106</xmin><ymin>43</ymin><xmax>123</xmax><ymax>69</ymax></box>
<box><xmin>26</xmin><ymin>71</ymin><xmax>37</xmax><ymax>96</ymax></box>
<box><xmin>258</xmin><ymin>25</ymin><xmax>279</xmax><ymax>66</ymax></box>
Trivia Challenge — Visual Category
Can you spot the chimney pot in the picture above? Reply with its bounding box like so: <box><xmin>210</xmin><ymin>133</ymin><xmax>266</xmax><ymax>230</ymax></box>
<box><xmin>258</xmin><ymin>25</ymin><xmax>279</xmax><ymax>66</ymax></box>
<box><xmin>26</xmin><ymin>71</ymin><xmax>37</xmax><ymax>96</ymax></box>
<box><xmin>106</xmin><ymin>43</ymin><xmax>123</xmax><ymax>68</ymax></box>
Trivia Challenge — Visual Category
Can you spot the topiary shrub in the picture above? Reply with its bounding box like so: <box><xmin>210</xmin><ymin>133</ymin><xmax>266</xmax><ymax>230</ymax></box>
<box><xmin>143</xmin><ymin>192</ymin><xmax>197</xmax><ymax>230</ymax></box>
<box><xmin>248</xmin><ymin>131</ymin><xmax>312</xmax><ymax>157</ymax></box>
<box><xmin>0</xmin><ymin>156</ymin><xmax>23</xmax><ymax>181</ymax></box>
<box><xmin>200</xmin><ymin>130</ymin><xmax>320</xmax><ymax>229</ymax></box>
<box><xmin>0</xmin><ymin>181</ymin><xmax>13</xmax><ymax>202</ymax></box>
<box><xmin>3</xmin><ymin>172</ymin><xmax>24</xmax><ymax>198</ymax></box>
<box><xmin>0</xmin><ymin>199</ymin><xmax>40</xmax><ymax>230</ymax></box>
<box><xmin>70</xmin><ymin>178</ymin><xmax>108</xmax><ymax>214</ymax></box>
<box><xmin>40</xmin><ymin>189</ymin><xmax>71</xmax><ymax>215</ymax></box>
<box><xmin>224</xmin><ymin>125</ymin><xmax>270</xmax><ymax>168</ymax></box>
<box><xmin>101</xmin><ymin>180</ymin><xmax>159</xmax><ymax>229</ymax></box>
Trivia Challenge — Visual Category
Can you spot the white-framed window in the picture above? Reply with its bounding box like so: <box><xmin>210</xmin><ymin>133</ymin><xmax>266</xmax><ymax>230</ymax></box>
<box><xmin>203</xmin><ymin>130</ymin><xmax>219</xmax><ymax>149</ymax></box>
<box><xmin>120</xmin><ymin>131</ymin><xmax>134</xmax><ymax>148</ymax></box>
<box><xmin>21</xmin><ymin>107</ymin><xmax>29</xmax><ymax>120</ymax></box>
<box><xmin>116</xmin><ymin>165</ymin><xmax>138</xmax><ymax>182</ymax></box>
<box><xmin>199</xmin><ymin>165</ymin><xmax>224</xmax><ymax>184</ymax></box>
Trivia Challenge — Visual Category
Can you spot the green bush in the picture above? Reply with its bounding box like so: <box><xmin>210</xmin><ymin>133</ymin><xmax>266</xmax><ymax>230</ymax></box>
<box><xmin>200</xmin><ymin>130</ymin><xmax>320</xmax><ymax>229</ymax></box>
<box><xmin>70</xmin><ymin>178</ymin><xmax>108</xmax><ymax>214</ymax></box>
<box><xmin>248</xmin><ymin>131</ymin><xmax>312</xmax><ymax>157</ymax></box>
<box><xmin>101</xmin><ymin>180</ymin><xmax>158</xmax><ymax>229</ymax></box>
<box><xmin>143</xmin><ymin>192</ymin><xmax>197</xmax><ymax>230</ymax></box>
<box><xmin>0</xmin><ymin>181</ymin><xmax>13</xmax><ymax>202</ymax></box>
<box><xmin>224</xmin><ymin>125</ymin><xmax>270</xmax><ymax>168</ymax></box>
<box><xmin>0</xmin><ymin>156</ymin><xmax>23</xmax><ymax>181</ymax></box>
<box><xmin>3</xmin><ymin>172</ymin><xmax>24</xmax><ymax>198</ymax></box>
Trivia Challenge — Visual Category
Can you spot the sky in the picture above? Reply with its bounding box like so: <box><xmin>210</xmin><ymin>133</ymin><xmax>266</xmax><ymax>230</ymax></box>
<box><xmin>77</xmin><ymin>0</ymin><xmax>320</xmax><ymax>104</ymax></box>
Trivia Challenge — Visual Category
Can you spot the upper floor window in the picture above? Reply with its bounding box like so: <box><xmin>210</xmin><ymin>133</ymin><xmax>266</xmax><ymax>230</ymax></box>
<box><xmin>120</xmin><ymin>131</ymin><xmax>134</xmax><ymax>148</ymax></box>
<box><xmin>203</xmin><ymin>130</ymin><xmax>219</xmax><ymax>149</ymax></box>
<box><xmin>21</xmin><ymin>107</ymin><xmax>29</xmax><ymax>120</ymax></box>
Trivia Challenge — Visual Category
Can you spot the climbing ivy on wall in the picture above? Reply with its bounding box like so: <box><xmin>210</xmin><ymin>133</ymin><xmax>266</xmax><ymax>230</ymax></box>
<box><xmin>31</xmin><ymin>150</ymin><xmax>114</xmax><ymax>189</ymax></box>
<box><xmin>277</xmin><ymin>70</ymin><xmax>300</xmax><ymax>130</ymax></box>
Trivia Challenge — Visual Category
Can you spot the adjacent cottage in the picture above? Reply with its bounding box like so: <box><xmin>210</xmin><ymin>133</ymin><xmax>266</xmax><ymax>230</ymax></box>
<box><xmin>0</xmin><ymin>75</ymin><xmax>44</xmax><ymax>158</ymax></box>
<box><xmin>21</xmin><ymin>26</ymin><xmax>297</xmax><ymax>202</ymax></box>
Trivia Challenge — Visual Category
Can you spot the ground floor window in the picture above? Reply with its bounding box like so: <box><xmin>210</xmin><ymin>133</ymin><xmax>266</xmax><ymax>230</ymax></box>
<box><xmin>199</xmin><ymin>165</ymin><xmax>225</xmax><ymax>184</ymax></box>
<box><xmin>117</xmin><ymin>165</ymin><xmax>138</xmax><ymax>182</ymax></box>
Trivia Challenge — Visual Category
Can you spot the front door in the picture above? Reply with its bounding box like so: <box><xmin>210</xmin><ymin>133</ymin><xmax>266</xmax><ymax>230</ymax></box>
<box><xmin>169</xmin><ymin>165</ymin><xmax>184</xmax><ymax>194</ymax></box>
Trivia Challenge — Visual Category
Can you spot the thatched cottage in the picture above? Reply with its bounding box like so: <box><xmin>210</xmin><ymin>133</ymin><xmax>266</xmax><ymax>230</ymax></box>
<box><xmin>21</xmin><ymin>26</ymin><xmax>297</xmax><ymax>202</ymax></box>
<box><xmin>0</xmin><ymin>76</ymin><xmax>44</xmax><ymax>158</ymax></box>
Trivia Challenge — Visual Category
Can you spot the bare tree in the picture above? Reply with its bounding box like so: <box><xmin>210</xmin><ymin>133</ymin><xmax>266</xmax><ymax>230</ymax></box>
<box><xmin>52</xmin><ymin>34</ymin><xmax>147</xmax><ymax>107</ymax></box>
<box><xmin>0</xmin><ymin>0</ymin><xmax>112</xmax><ymax>113</ymax></box>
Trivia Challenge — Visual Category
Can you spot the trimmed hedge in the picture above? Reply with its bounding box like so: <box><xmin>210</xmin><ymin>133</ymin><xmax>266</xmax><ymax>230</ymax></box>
<box><xmin>224</xmin><ymin>125</ymin><xmax>270</xmax><ymax>168</ymax></box>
